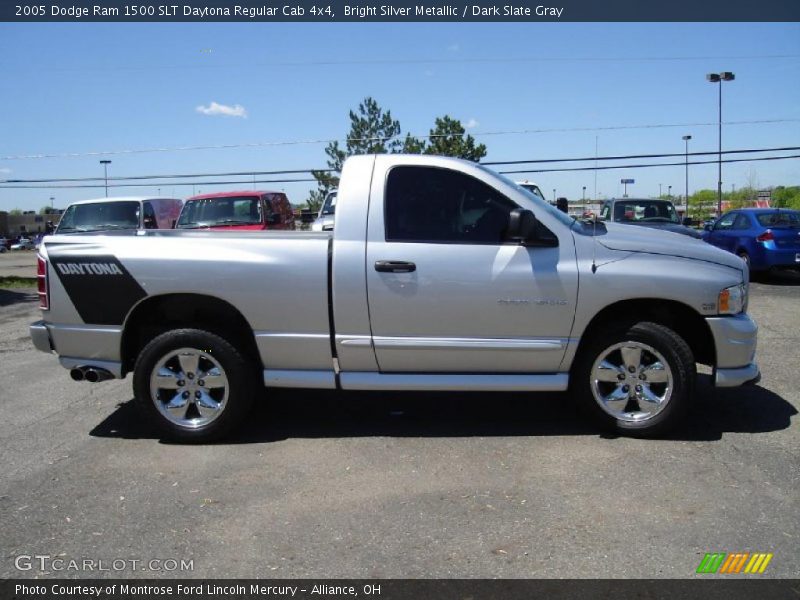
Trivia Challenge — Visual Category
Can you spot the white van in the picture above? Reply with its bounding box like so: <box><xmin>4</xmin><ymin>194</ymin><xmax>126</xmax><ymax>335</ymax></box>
<box><xmin>55</xmin><ymin>197</ymin><xmax>184</xmax><ymax>234</ymax></box>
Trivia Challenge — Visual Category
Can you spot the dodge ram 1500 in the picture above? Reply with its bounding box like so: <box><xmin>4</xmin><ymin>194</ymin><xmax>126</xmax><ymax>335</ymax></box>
<box><xmin>30</xmin><ymin>154</ymin><xmax>759</xmax><ymax>441</ymax></box>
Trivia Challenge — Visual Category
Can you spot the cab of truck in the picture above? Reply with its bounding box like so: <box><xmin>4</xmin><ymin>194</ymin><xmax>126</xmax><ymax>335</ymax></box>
<box><xmin>176</xmin><ymin>190</ymin><xmax>295</xmax><ymax>231</ymax></box>
<box><xmin>311</xmin><ymin>189</ymin><xmax>337</xmax><ymax>231</ymax></box>
<box><xmin>55</xmin><ymin>197</ymin><xmax>183</xmax><ymax>234</ymax></box>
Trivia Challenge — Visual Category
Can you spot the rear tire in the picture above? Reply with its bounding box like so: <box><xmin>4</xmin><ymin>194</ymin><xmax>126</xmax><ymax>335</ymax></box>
<box><xmin>571</xmin><ymin>321</ymin><xmax>695</xmax><ymax>437</ymax></box>
<box><xmin>737</xmin><ymin>250</ymin><xmax>751</xmax><ymax>271</ymax></box>
<box><xmin>133</xmin><ymin>328</ymin><xmax>257</xmax><ymax>442</ymax></box>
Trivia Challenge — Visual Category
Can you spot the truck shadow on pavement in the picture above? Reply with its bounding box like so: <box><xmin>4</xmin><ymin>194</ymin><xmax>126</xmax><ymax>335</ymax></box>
<box><xmin>0</xmin><ymin>287</ymin><xmax>37</xmax><ymax>307</ymax></box>
<box><xmin>89</xmin><ymin>374</ymin><xmax>796</xmax><ymax>444</ymax></box>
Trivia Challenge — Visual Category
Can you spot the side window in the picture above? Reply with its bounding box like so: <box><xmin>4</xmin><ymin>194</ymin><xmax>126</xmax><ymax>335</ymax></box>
<box><xmin>732</xmin><ymin>214</ymin><xmax>750</xmax><ymax>230</ymax></box>
<box><xmin>143</xmin><ymin>202</ymin><xmax>158</xmax><ymax>229</ymax></box>
<box><xmin>714</xmin><ymin>213</ymin><xmax>737</xmax><ymax>231</ymax></box>
<box><xmin>600</xmin><ymin>204</ymin><xmax>611</xmax><ymax>220</ymax></box>
<box><xmin>262</xmin><ymin>194</ymin><xmax>275</xmax><ymax>215</ymax></box>
<box><xmin>385</xmin><ymin>166</ymin><xmax>517</xmax><ymax>244</ymax></box>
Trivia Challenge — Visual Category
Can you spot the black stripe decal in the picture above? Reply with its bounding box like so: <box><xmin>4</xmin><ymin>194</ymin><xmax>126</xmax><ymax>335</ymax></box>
<box><xmin>48</xmin><ymin>250</ymin><xmax>146</xmax><ymax>325</ymax></box>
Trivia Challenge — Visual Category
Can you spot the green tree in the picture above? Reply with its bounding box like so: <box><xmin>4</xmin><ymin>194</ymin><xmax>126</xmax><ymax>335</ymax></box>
<box><xmin>9</xmin><ymin>209</ymin><xmax>22</xmax><ymax>215</ymax></box>
<box><xmin>771</xmin><ymin>186</ymin><xmax>800</xmax><ymax>209</ymax></box>
<box><xmin>423</xmin><ymin>116</ymin><xmax>487</xmax><ymax>162</ymax></box>
<box><xmin>307</xmin><ymin>97</ymin><xmax>403</xmax><ymax>211</ymax></box>
<box><xmin>688</xmin><ymin>189</ymin><xmax>717</xmax><ymax>219</ymax></box>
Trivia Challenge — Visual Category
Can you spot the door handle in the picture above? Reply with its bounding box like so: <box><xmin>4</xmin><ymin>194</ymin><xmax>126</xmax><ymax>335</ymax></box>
<box><xmin>375</xmin><ymin>260</ymin><xmax>416</xmax><ymax>273</ymax></box>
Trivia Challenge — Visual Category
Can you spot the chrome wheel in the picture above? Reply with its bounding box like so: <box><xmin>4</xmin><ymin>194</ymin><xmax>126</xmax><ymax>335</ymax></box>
<box><xmin>149</xmin><ymin>347</ymin><xmax>229</xmax><ymax>429</ymax></box>
<box><xmin>590</xmin><ymin>341</ymin><xmax>673</xmax><ymax>423</ymax></box>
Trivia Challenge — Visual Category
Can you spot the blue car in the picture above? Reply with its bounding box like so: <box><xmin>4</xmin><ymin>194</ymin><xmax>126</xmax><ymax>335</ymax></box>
<box><xmin>702</xmin><ymin>208</ymin><xmax>800</xmax><ymax>273</ymax></box>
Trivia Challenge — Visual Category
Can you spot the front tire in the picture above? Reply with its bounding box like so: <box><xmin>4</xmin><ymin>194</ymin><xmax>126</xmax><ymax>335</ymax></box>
<box><xmin>133</xmin><ymin>328</ymin><xmax>257</xmax><ymax>442</ymax></box>
<box><xmin>571</xmin><ymin>321</ymin><xmax>695</xmax><ymax>437</ymax></box>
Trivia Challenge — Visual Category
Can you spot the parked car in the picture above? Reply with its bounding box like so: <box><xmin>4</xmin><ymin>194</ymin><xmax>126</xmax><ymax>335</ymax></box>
<box><xmin>599</xmin><ymin>198</ymin><xmax>702</xmax><ymax>238</ymax></box>
<box><xmin>11</xmin><ymin>238</ymin><xmax>35</xmax><ymax>250</ymax></box>
<box><xmin>31</xmin><ymin>154</ymin><xmax>757</xmax><ymax>442</ymax></box>
<box><xmin>515</xmin><ymin>180</ymin><xmax>547</xmax><ymax>202</ymax></box>
<box><xmin>0</xmin><ymin>237</ymin><xmax>8</xmax><ymax>252</ymax></box>
<box><xmin>702</xmin><ymin>208</ymin><xmax>800</xmax><ymax>272</ymax></box>
<box><xmin>311</xmin><ymin>190</ymin><xmax>337</xmax><ymax>231</ymax></box>
<box><xmin>177</xmin><ymin>191</ymin><xmax>295</xmax><ymax>231</ymax></box>
<box><xmin>56</xmin><ymin>197</ymin><xmax>183</xmax><ymax>234</ymax></box>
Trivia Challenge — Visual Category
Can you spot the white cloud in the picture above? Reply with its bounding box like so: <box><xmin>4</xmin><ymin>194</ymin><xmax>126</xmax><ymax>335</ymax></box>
<box><xmin>0</xmin><ymin>167</ymin><xmax>11</xmax><ymax>174</ymax></box>
<box><xmin>464</xmin><ymin>118</ymin><xmax>479</xmax><ymax>129</ymax></box>
<box><xmin>195</xmin><ymin>101</ymin><xmax>247</xmax><ymax>118</ymax></box>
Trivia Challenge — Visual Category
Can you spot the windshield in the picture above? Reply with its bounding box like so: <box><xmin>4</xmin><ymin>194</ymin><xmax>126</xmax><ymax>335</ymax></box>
<box><xmin>320</xmin><ymin>191</ymin><xmax>337</xmax><ymax>216</ymax></box>
<box><xmin>56</xmin><ymin>201</ymin><xmax>140</xmax><ymax>233</ymax></box>
<box><xmin>613</xmin><ymin>200</ymin><xmax>680</xmax><ymax>224</ymax></box>
<box><xmin>177</xmin><ymin>196</ymin><xmax>262</xmax><ymax>228</ymax></box>
<box><xmin>756</xmin><ymin>211</ymin><xmax>800</xmax><ymax>227</ymax></box>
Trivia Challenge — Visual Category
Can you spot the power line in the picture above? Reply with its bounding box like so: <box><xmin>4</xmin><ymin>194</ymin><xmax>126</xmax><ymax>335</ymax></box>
<box><xmin>7</xmin><ymin>54</ymin><xmax>799</xmax><ymax>72</ymax></box>
<box><xmin>3</xmin><ymin>146</ymin><xmax>797</xmax><ymax>185</ymax></box>
<box><xmin>0</xmin><ymin>178</ymin><xmax>316</xmax><ymax>190</ymax></box>
<box><xmin>484</xmin><ymin>146</ymin><xmax>800</xmax><ymax>166</ymax></box>
<box><xmin>1</xmin><ymin>154</ymin><xmax>797</xmax><ymax>190</ymax></box>
<box><xmin>2</xmin><ymin>118</ymin><xmax>798</xmax><ymax>161</ymax></box>
<box><xmin>499</xmin><ymin>153</ymin><xmax>800</xmax><ymax>175</ymax></box>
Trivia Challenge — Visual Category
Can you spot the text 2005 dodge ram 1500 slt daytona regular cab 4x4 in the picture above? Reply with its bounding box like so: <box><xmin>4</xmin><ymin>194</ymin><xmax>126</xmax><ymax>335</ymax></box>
<box><xmin>30</xmin><ymin>155</ymin><xmax>759</xmax><ymax>441</ymax></box>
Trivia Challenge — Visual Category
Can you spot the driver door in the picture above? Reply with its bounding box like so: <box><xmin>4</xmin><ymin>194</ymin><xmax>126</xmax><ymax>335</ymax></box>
<box><xmin>365</xmin><ymin>164</ymin><xmax>578</xmax><ymax>374</ymax></box>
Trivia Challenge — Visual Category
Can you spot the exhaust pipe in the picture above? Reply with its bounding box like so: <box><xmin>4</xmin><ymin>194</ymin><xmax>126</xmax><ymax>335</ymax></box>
<box><xmin>84</xmin><ymin>368</ymin><xmax>113</xmax><ymax>383</ymax></box>
<box><xmin>70</xmin><ymin>366</ymin><xmax>114</xmax><ymax>383</ymax></box>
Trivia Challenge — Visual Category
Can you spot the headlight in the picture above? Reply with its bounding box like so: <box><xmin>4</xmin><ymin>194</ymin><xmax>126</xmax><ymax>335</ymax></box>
<box><xmin>718</xmin><ymin>283</ymin><xmax>747</xmax><ymax>315</ymax></box>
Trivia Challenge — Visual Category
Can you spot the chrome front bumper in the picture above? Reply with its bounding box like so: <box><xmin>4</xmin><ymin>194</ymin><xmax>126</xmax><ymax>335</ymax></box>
<box><xmin>705</xmin><ymin>314</ymin><xmax>760</xmax><ymax>387</ymax></box>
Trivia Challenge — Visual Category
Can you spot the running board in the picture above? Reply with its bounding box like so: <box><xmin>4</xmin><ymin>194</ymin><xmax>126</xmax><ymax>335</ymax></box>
<box><xmin>339</xmin><ymin>372</ymin><xmax>569</xmax><ymax>392</ymax></box>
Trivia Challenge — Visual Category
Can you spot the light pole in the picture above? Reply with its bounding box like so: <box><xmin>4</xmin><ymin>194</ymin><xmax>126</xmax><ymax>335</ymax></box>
<box><xmin>659</xmin><ymin>183</ymin><xmax>662</xmax><ymax>198</ymax></box>
<box><xmin>668</xmin><ymin>185</ymin><xmax>672</xmax><ymax>199</ymax></box>
<box><xmin>99</xmin><ymin>160</ymin><xmax>112</xmax><ymax>197</ymax></box>
<box><xmin>706</xmin><ymin>71</ymin><xmax>735</xmax><ymax>216</ymax></box>
<box><xmin>582</xmin><ymin>186</ymin><xmax>586</xmax><ymax>201</ymax></box>
<box><xmin>49</xmin><ymin>196</ymin><xmax>54</xmax><ymax>209</ymax></box>
<box><xmin>682</xmin><ymin>134</ymin><xmax>692</xmax><ymax>214</ymax></box>
<box><xmin>553</xmin><ymin>188</ymin><xmax>556</xmax><ymax>202</ymax></box>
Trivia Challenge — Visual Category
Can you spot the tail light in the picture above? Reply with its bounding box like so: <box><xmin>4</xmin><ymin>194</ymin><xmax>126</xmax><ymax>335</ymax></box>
<box><xmin>756</xmin><ymin>230</ymin><xmax>774</xmax><ymax>242</ymax></box>
<box><xmin>37</xmin><ymin>254</ymin><xmax>49</xmax><ymax>310</ymax></box>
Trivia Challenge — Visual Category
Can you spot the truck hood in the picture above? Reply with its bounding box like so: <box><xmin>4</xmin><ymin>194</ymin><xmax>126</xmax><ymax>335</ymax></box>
<box><xmin>598</xmin><ymin>222</ymin><xmax>745</xmax><ymax>272</ymax></box>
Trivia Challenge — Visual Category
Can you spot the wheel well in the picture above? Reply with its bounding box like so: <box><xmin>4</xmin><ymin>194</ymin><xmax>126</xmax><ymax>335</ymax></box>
<box><xmin>121</xmin><ymin>294</ymin><xmax>260</xmax><ymax>376</ymax></box>
<box><xmin>575</xmin><ymin>299</ymin><xmax>716</xmax><ymax>367</ymax></box>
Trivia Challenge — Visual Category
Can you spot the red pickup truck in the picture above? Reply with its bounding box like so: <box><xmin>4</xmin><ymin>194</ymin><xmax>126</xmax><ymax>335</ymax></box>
<box><xmin>176</xmin><ymin>190</ymin><xmax>295</xmax><ymax>231</ymax></box>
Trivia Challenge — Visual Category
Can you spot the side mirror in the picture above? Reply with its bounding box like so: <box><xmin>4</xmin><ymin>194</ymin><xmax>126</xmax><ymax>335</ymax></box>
<box><xmin>682</xmin><ymin>217</ymin><xmax>693</xmax><ymax>227</ymax></box>
<box><xmin>506</xmin><ymin>208</ymin><xmax>537</xmax><ymax>243</ymax></box>
<box><xmin>703</xmin><ymin>223</ymin><xmax>713</xmax><ymax>231</ymax></box>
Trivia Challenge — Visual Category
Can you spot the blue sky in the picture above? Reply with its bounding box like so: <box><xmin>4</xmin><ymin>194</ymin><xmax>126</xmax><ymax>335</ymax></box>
<box><xmin>0</xmin><ymin>22</ymin><xmax>798</xmax><ymax>211</ymax></box>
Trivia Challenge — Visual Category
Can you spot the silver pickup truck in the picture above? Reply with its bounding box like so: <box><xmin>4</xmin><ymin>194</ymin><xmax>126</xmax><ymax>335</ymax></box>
<box><xmin>30</xmin><ymin>155</ymin><xmax>759</xmax><ymax>441</ymax></box>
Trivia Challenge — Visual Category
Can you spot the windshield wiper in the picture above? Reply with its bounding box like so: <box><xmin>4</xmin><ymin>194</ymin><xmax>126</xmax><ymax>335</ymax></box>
<box><xmin>88</xmin><ymin>223</ymin><xmax>136</xmax><ymax>230</ymax></box>
<box><xmin>216</xmin><ymin>219</ymin><xmax>256</xmax><ymax>225</ymax></box>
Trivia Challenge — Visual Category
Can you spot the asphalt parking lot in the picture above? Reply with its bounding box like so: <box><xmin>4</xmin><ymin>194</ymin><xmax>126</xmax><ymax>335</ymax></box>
<box><xmin>0</xmin><ymin>262</ymin><xmax>798</xmax><ymax>579</ymax></box>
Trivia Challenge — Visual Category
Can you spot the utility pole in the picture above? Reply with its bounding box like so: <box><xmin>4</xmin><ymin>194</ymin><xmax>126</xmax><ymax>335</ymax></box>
<box><xmin>99</xmin><ymin>160</ymin><xmax>112</xmax><ymax>197</ymax></box>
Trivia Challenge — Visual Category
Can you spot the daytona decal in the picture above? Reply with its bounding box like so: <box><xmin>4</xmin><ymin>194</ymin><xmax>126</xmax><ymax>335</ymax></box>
<box><xmin>48</xmin><ymin>252</ymin><xmax>147</xmax><ymax>325</ymax></box>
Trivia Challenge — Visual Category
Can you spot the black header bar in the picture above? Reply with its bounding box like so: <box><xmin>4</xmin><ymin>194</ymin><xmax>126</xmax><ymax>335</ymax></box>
<box><xmin>3</xmin><ymin>0</ymin><xmax>799</xmax><ymax>22</ymax></box>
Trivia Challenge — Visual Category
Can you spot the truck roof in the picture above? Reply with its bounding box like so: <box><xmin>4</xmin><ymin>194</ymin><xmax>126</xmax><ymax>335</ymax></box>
<box><xmin>67</xmin><ymin>196</ymin><xmax>182</xmax><ymax>206</ymax></box>
<box><xmin>187</xmin><ymin>190</ymin><xmax>283</xmax><ymax>200</ymax></box>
